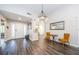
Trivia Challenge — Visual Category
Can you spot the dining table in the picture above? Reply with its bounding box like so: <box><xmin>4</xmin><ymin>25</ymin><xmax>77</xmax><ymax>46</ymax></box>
<box><xmin>51</xmin><ymin>34</ymin><xmax>58</xmax><ymax>42</ymax></box>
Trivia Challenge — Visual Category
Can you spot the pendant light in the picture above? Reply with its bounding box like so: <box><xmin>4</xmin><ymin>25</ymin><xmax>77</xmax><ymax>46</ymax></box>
<box><xmin>38</xmin><ymin>4</ymin><xmax>47</xmax><ymax>20</ymax></box>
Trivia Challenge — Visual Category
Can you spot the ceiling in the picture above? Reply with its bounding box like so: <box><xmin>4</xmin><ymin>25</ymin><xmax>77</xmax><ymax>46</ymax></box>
<box><xmin>0</xmin><ymin>4</ymin><xmax>66</xmax><ymax>22</ymax></box>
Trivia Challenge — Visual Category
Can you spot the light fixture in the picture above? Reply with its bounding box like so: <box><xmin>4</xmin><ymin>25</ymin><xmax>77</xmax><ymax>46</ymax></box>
<box><xmin>26</xmin><ymin>12</ymin><xmax>32</xmax><ymax>18</ymax></box>
<box><xmin>38</xmin><ymin>4</ymin><xmax>47</xmax><ymax>20</ymax></box>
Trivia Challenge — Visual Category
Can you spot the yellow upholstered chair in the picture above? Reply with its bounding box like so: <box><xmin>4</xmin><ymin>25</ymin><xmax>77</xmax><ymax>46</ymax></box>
<box><xmin>58</xmin><ymin>33</ymin><xmax>70</xmax><ymax>46</ymax></box>
<box><xmin>45</xmin><ymin>32</ymin><xmax>52</xmax><ymax>41</ymax></box>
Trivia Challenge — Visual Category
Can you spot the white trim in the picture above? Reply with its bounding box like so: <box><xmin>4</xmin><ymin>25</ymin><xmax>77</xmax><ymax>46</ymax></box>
<box><xmin>69</xmin><ymin>44</ymin><xmax>79</xmax><ymax>48</ymax></box>
<box><xmin>55</xmin><ymin>40</ymin><xmax>79</xmax><ymax>48</ymax></box>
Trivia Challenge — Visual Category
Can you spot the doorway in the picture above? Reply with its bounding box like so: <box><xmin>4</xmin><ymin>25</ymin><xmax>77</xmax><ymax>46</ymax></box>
<box><xmin>11</xmin><ymin>22</ymin><xmax>27</xmax><ymax>39</ymax></box>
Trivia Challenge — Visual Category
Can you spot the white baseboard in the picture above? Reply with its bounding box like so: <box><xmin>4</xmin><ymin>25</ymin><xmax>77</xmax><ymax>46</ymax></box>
<box><xmin>30</xmin><ymin>39</ymin><xmax>38</xmax><ymax>41</ymax></box>
<box><xmin>69</xmin><ymin>44</ymin><xmax>79</xmax><ymax>48</ymax></box>
<box><xmin>5</xmin><ymin>37</ymin><xmax>24</xmax><ymax>42</ymax></box>
<box><xmin>55</xmin><ymin>40</ymin><xmax>79</xmax><ymax>48</ymax></box>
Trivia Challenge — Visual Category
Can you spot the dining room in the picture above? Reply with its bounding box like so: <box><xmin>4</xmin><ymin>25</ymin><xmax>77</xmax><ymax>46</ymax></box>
<box><xmin>0</xmin><ymin>4</ymin><xmax>79</xmax><ymax>55</ymax></box>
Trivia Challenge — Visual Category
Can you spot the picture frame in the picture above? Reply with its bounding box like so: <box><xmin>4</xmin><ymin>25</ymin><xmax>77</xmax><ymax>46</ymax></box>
<box><xmin>50</xmin><ymin>21</ymin><xmax>64</xmax><ymax>30</ymax></box>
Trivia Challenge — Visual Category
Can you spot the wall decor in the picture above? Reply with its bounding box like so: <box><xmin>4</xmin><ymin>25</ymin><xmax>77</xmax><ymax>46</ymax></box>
<box><xmin>50</xmin><ymin>21</ymin><xmax>64</xmax><ymax>30</ymax></box>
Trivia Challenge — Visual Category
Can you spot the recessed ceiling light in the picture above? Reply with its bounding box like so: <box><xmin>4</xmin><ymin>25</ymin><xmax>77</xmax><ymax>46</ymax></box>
<box><xmin>27</xmin><ymin>12</ymin><xmax>32</xmax><ymax>15</ymax></box>
<box><xmin>26</xmin><ymin>12</ymin><xmax>32</xmax><ymax>18</ymax></box>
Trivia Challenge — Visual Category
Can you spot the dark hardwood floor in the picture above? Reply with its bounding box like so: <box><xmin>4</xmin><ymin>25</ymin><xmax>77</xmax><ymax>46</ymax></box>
<box><xmin>0</xmin><ymin>39</ymin><xmax>79</xmax><ymax>55</ymax></box>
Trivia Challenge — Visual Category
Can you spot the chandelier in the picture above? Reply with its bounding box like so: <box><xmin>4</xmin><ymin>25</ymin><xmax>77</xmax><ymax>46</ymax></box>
<box><xmin>38</xmin><ymin>4</ymin><xmax>47</xmax><ymax>20</ymax></box>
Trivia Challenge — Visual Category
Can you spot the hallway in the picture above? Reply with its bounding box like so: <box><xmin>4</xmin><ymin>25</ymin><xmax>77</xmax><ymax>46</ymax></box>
<box><xmin>0</xmin><ymin>4</ymin><xmax>79</xmax><ymax>55</ymax></box>
<box><xmin>0</xmin><ymin>39</ymin><xmax>79</xmax><ymax>55</ymax></box>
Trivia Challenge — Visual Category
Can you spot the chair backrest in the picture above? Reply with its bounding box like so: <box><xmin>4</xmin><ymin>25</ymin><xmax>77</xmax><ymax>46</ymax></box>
<box><xmin>46</xmin><ymin>32</ymin><xmax>50</xmax><ymax>36</ymax></box>
<box><xmin>45</xmin><ymin>32</ymin><xmax>51</xmax><ymax>39</ymax></box>
<box><xmin>25</xmin><ymin>35</ymin><xmax>29</xmax><ymax>41</ymax></box>
<box><xmin>64</xmin><ymin>33</ymin><xmax>70</xmax><ymax>41</ymax></box>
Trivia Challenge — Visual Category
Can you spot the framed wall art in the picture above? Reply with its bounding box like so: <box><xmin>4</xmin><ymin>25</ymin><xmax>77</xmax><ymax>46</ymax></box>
<box><xmin>50</xmin><ymin>21</ymin><xmax>64</xmax><ymax>30</ymax></box>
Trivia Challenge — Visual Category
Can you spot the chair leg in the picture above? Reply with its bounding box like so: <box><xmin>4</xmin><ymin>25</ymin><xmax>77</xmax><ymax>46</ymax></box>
<box><xmin>68</xmin><ymin>42</ymin><xmax>70</xmax><ymax>45</ymax></box>
<box><xmin>67</xmin><ymin>42</ymin><xmax>70</xmax><ymax>47</ymax></box>
<box><xmin>62</xmin><ymin>43</ymin><xmax>65</xmax><ymax>47</ymax></box>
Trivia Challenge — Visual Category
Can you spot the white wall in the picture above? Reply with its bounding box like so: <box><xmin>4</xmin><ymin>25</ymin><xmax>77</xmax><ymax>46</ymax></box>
<box><xmin>46</xmin><ymin>5</ymin><xmax>79</xmax><ymax>47</ymax></box>
<box><xmin>78</xmin><ymin>18</ymin><xmax>79</xmax><ymax>46</ymax></box>
<box><xmin>6</xmin><ymin>20</ymin><xmax>28</xmax><ymax>40</ymax></box>
<box><xmin>0</xmin><ymin>15</ymin><xmax>7</xmax><ymax>39</ymax></box>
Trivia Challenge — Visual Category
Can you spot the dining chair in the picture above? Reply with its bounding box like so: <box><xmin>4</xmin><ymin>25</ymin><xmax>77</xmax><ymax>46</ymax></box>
<box><xmin>45</xmin><ymin>32</ymin><xmax>52</xmax><ymax>42</ymax></box>
<box><xmin>58</xmin><ymin>33</ymin><xmax>70</xmax><ymax>47</ymax></box>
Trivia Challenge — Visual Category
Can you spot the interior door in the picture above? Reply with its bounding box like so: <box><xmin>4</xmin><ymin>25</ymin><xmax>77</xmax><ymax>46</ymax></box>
<box><xmin>11</xmin><ymin>22</ymin><xmax>25</xmax><ymax>39</ymax></box>
<box><xmin>15</xmin><ymin>23</ymin><xmax>24</xmax><ymax>38</ymax></box>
